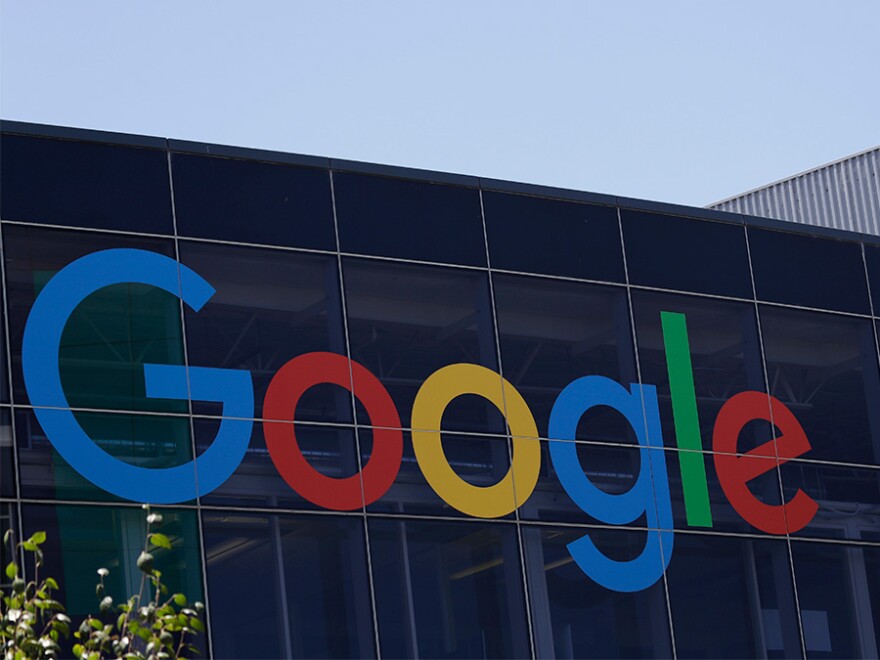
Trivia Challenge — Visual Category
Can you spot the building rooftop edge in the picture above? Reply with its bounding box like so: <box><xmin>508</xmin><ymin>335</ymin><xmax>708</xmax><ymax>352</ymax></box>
<box><xmin>4</xmin><ymin>119</ymin><xmax>878</xmax><ymax>247</ymax></box>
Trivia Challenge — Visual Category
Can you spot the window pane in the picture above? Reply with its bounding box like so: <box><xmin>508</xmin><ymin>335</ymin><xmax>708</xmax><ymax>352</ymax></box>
<box><xmin>180</xmin><ymin>241</ymin><xmax>351</xmax><ymax>422</ymax></box>
<box><xmin>866</xmin><ymin>245</ymin><xmax>880</xmax><ymax>314</ymax></box>
<box><xmin>334</xmin><ymin>172</ymin><xmax>486</xmax><ymax>266</ymax></box>
<box><xmin>760</xmin><ymin>306</ymin><xmax>880</xmax><ymax>466</ymax></box>
<box><xmin>666</xmin><ymin>533</ymin><xmax>802</xmax><ymax>659</ymax></box>
<box><xmin>368</xmin><ymin>518</ymin><xmax>530</xmax><ymax>659</ymax></box>
<box><xmin>483</xmin><ymin>192</ymin><xmax>624</xmax><ymax>281</ymax></box>
<box><xmin>171</xmin><ymin>154</ymin><xmax>335</xmax><ymax>250</ymax></box>
<box><xmin>493</xmin><ymin>274</ymin><xmax>635</xmax><ymax>442</ymax></box>
<box><xmin>16</xmin><ymin>408</ymin><xmax>195</xmax><ymax>503</ymax></box>
<box><xmin>343</xmin><ymin>258</ymin><xmax>501</xmax><ymax>432</ymax></box>
<box><xmin>632</xmin><ymin>292</ymin><xmax>767</xmax><ymax>453</ymax></box>
<box><xmin>663</xmin><ymin>447</ymin><xmax>783</xmax><ymax>535</ymax></box>
<box><xmin>0</xmin><ymin>135</ymin><xmax>174</xmax><ymax>234</ymax></box>
<box><xmin>623</xmin><ymin>212</ymin><xmax>752</xmax><ymax>298</ymax></box>
<box><xmin>0</xmin><ymin>409</ymin><xmax>12</xmax><ymax>498</ymax></box>
<box><xmin>20</xmin><ymin>504</ymin><xmax>203</xmax><ymax>653</ymax></box>
<box><xmin>4</xmin><ymin>225</ymin><xmax>184</xmax><ymax>413</ymax></box>
<box><xmin>748</xmin><ymin>228</ymin><xmax>870</xmax><ymax>314</ymax></box>
<box><xmin>363</xmin><ymin>428</ymin><xmax>513</xmax><ymax>518</ymax></box>
<box><xmin>519</xmin><ymin>440</ymin><xmax>651</xmax><ymax>526</ymax></box>
<box><xmin>790</xmin><ymin>540</ymin><xmax>880</xmax><ymax>658</ymax></box>
<box><xmin>779</xmin><ymin>460</ymin><xmax>880</xmax><ymax>540</ymax></box>
<box><xmin>197</xmin><ymin>420</ymin><xmax>361</xmax><ymax>510</ymax></box>
<box><xmin>203</xmin><ymin>511</ymin><xmax>375</xmax><ymax>659</ymax></box>
<box><xmin>522</xmin><ymin>525</ymin><xmax>673</xmax><ymax>658</ymax></box>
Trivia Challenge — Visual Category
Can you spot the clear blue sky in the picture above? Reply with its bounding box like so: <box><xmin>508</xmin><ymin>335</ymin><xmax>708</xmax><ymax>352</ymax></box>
<box><xmin>2</xmin><ymin>1</ymin><xmax>878</xmax><ymax>206</ymax></box>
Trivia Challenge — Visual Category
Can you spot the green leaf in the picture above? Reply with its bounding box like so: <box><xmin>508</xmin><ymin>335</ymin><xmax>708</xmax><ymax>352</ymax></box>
<box><xmin>5</xmin><ymin>561</ymin><xmax>16</xmax><ymax>579</ymax></box>
<box><xmin>89</xmin><ymin>617</ymin><xmax>103</xmax><ymax>631</ymax></box>
<box><xmin>31</xmin><ymin>531</ymin><xmax>46</xmax><ymax>545</ymax></box>
<box><xmin>21</xmin><ymin>541</ymin><xmax>37</xmax><ymax>552</ymax></box>
<box><xmin>72</xmin><ymin>643</ymin><xmax>83</xmax><ymax>656</ymax></box>
<box><xmin>149</xmin><ymin>533</ymin><xmax>172</xmax><ymax>550</ymax></box>
<box><xmin>117</xmin><ymin>612</ymin><xmax>126</xmax><ymax>631</ymax></box>
<box><xmin>190</xmin><ymin>616</ymin><xmax>205</xmax><ymax>632</ymax></box>
<box><xmin>173</xmin><ymin>593</ymin><xmax>186</xmax><ymax>607</ymax></box>
<box><xmin>45</xmin><ymin>577</ymin><xmax>59</xmax><ymax>590</ymax></box>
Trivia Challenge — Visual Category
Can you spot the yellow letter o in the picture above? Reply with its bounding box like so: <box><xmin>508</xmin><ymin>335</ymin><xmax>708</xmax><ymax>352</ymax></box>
<box><xmin>411</xmin><ymin>363</ymin><xmax>540</xmax><ymax>518</ymax></box>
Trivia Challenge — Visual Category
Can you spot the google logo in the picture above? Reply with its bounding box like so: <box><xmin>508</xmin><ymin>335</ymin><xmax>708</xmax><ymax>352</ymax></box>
<box><xmin>22</xmin><ymin>249</ymin><xmax>818</xmax><ymax>593</ymax></box>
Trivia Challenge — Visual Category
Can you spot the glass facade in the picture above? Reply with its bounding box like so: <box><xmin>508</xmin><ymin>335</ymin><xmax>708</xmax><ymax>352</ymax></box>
<box><xmin>1</xmin><ymin>123</ymin><xmax>879</xmax><ymax>658</ymax></box>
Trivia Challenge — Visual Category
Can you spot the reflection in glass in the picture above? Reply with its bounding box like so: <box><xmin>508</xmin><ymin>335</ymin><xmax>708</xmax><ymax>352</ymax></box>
<box><xmin>493</xmin><ymin>274</ymin><xmax>635</xmax><ymax>441</ymax></box>
<box><xmin>522</xmin><ymin>525</ymin><xmax>672</xmax><ymax>658</ymax></box>
<box><xmin>203</xmin><ymin>512</ymin><xmax>375</xmax><ymax>659</ymax></box>
<box><xmin>666</xmin><ymin>533</ymin><xmax>801</xmax><ymax>659</ymax></box>
<box><xmin>760</xmin><ymin>306</ymin><xmax>880</xmax><ymax>466</ymax></box>
<box><xmin>369</xmin><ymin>518</ymin><xmax>530</xmax><ymax>659</ymax></box>
<box><xmin>180</xmin><ymin>242</ymin><xmax>351</xmax><ymax>421</ymax></box>
<box><xmin>343</xmin><ymin>259</ymin><xmax>501</xmax><ymax>433</ymax></box>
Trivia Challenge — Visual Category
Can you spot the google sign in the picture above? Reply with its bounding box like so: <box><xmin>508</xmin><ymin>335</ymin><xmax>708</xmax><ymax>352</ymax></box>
<box><xmin>22</xmin><ymin>249</ymin><xmax>818</xmax><ymax>593</ymax></box>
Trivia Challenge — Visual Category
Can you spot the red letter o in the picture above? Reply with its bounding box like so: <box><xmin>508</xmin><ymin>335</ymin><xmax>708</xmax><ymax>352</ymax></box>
<box><xmin>263</xmin><ymin>352</ymin><xmax>402</xmax><ymax>510</ymax></box>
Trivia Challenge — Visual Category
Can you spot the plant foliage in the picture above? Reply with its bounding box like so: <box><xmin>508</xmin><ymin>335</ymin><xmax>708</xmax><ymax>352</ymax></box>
<box><xmin>1</xmin><ymin>505</ymin><xmax>203</xmax><ymax>660</ymax></box>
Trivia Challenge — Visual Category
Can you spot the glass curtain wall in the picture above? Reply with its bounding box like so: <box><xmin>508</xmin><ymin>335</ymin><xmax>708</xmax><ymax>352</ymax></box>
<box><xmin>1</xmin><ymin>127</ymin><xmax>879</xmax><ymax>659</ymax></box>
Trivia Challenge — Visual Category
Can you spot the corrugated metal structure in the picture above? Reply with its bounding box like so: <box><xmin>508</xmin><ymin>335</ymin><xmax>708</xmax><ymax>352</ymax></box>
<box><xmin>709</xmin><ymin>146</ymin><xmax>880</xmax><ymax>235</ymax></box>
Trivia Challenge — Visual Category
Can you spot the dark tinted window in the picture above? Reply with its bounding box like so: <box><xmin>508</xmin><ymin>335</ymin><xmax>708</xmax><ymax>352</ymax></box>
<box><xmin>364</xmin><ymin>430</ymin><xmax>513</xmax><ymax>518</ymax></box>
<box><xmin>866</xmin><ymin>244</ymin><xmax>880</xmax><ymax>314</ymax></box>
<box><xmin>171</xmin><ymin>154</ymin><xmax>335</xmax><ymax>250</ymax></box>
<box><xmin>15</xmin><ymin>408</ymin><xmax>195</xmax><ymax>503</ymax></box>
<box><xmin>748</xmin><ymin>228</ymin><xmax>870</xmax><ymax>314</ymax></box>
<box><xmin>0</xmin><ymin>135</ymin><xmax>173</xmax><ymax>234</ymax></box>
<box><xmin>483</xmin><ymin>192</ymin><xmax>624</xmax><ymax>281</ymax></box>
<box><xmin>179</xmin><ymin>241</ymin><xmax>350</xmax><ymax>422</ymax></box>
<box><xmin>522</xmin><ymin>525</ymin><xmax>673</xmax><ymax>658</ymax></box>
<box><xmin>368</xmin><ymin>518</ymin><xmax>530</xmax><ymax>659</ymax></box>
<box><xmin>0</xmin><ymin>410</ymin><xmax>13</xmax><ymax>498</ymax></box>
<box><xmin>632</xmin><ymin>292</ymin><xmax>767</xmax><ymax>453</ymax></box>
<box><xmin>203</xmin><ymin>512</ymin><xmax>375</xmax><ymax>659</ymax></box>
<box><xmin>666</xmin><ymin>534</ymin><xmax>802</xmax><ymax>659</ymax></box>
<box><xmin>779</xmin><ymin>460</ymin><xmax>880</xmax><ymax>539</ymax></box>
<box><xmin>21</xmin><ymin>504</ymin><xmax>203</xmax><ymax>617</ymax></box>
<box><xmin>342</xmin><ymin>258</ymin><xmax>500</xmax><ymax>432</ymax></box>
<box><xmin>3</xmin><ymin>225</ymin><xmax>184</xmax><ymax>413</ymax></box>
<box><xmin>790</xmin><ymin>540</ymin><xmax>880</xmax><ymax>658</ymax></box>
<box><xmin>760</xmin><ymin>306</ymin><xmax>880</xmax><ymax>466</ymax></box>
<box><xmin>197</xmin><ymin>421</ymin><xmax>362</xmax><ymax>510</ymax></box>
<box><xmin>622</xmin><ymin>211</ymin><xmax>752</xmax><ymax>298</ymax></box>
<box><xmin>493</xmin><ymin>274</ymin><xmax>635</xmax><ymax>440</ymax></box>
<box><xmin>334</xmin><ymin>172</ymin><xmax>486</xmax><ymax>266</ymax></box>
